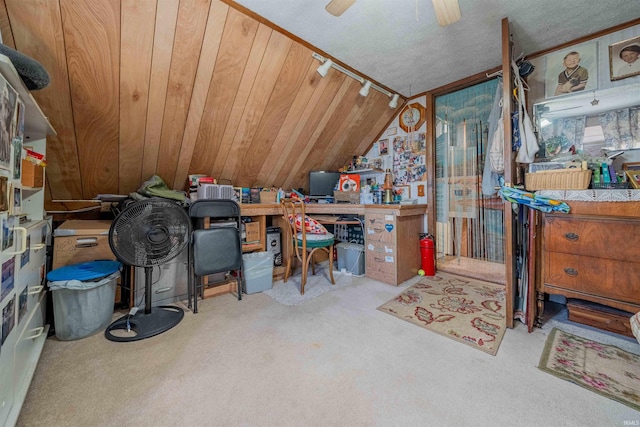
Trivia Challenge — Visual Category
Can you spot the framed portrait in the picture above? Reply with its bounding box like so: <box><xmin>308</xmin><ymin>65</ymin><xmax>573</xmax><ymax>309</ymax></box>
<box><xmin>378</xmin><ymin>138</ymin><xmax>388</xmax><ymax>155</ymax></box>
<box><xmin>545</xmin><ymin>41</ymin><xmax>598</xmax><ymax>99</ymax></box>
<box><xmin>625</xmin><ymin>170</ymin><xmax>640</xmax><ymax>189</ymax></box>
<box><xmin>609</xmin><ymin>36</ymin><xmax>640</xmax><ymax>81</ymax></box>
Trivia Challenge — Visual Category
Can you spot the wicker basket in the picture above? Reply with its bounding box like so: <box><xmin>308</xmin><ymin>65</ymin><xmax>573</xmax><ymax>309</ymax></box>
<box><xmin>524</xmin><ymin>169</ymin><xmax>591</xmax><ymax>191</ymax></box>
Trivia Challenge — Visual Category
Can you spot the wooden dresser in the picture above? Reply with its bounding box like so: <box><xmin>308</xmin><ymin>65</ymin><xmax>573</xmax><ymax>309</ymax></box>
<box><xmin>536</xmin><ymin>200</ymin><xmax>640</xmax><ymax>330</ymax></box>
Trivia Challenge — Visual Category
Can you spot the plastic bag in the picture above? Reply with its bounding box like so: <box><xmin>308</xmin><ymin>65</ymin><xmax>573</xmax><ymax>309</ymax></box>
<box><xmin>490</xmin><ymin>115</ymin><xmax>505</xmax><ymax>174</ymax></box>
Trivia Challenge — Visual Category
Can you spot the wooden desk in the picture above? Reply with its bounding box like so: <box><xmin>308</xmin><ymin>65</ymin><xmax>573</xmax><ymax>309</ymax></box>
<box><xmin>240</xmin><ymin>203</ymin><xmax>427</xmax><ymax>285</ymax></box>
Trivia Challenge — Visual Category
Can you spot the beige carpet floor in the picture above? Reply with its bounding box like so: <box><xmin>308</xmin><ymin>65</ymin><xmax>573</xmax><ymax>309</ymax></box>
<box><xmin>16</xmin><ymin>273</ymin><xmax>640</xmax><ymax>426</ymax></box>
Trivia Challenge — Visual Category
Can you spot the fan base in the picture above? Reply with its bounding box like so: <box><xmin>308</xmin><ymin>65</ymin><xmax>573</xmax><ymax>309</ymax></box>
<box><xmin>104</xmin><ymin>306</ymin><xmax>184</xmax><ymax>342</ymax></box>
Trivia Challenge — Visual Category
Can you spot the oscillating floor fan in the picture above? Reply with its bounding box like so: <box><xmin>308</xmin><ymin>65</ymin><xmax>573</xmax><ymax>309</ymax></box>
<box><xmin>105</xmin><ymin>197</ymin><xmax>190</xmax><ymax>342</ymax></box>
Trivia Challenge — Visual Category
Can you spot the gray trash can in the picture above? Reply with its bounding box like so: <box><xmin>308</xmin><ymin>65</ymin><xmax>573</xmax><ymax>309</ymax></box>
<box><xmin>242</xmin><ymin>251</ymin><xmax>274</xmax><ymax>294</ymax></box>
<box><xmin>336</xmin><ymin>243</ymin><xmax>365</xmax><ymax>275</ymax></box>
<box><xmin>47</xmin><ymin>260</ymin><xmax>121</xmax><ymax>341</ymax></box>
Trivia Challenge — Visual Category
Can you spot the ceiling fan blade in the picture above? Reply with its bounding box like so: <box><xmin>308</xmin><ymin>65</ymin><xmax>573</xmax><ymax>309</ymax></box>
<box><xmin>325</xmin><ymin>0</ymin><xmax>356</xmax><ymax>17</ymax></box>
<box><xmin>432</xmin><ymin>0</ymin><xmax>461</xmax><ymax>26</ymax></box>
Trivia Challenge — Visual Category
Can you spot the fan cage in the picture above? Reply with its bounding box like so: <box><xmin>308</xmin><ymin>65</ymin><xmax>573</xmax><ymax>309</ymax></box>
<box><xmin>110</xmin><ymin>198</ymin><xmax>190</xmax><ymax>267</ymax></box>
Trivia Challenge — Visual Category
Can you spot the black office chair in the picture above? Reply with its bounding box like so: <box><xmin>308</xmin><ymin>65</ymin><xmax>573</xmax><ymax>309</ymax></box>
<box><xmin>188</xmin><ymin>199</ymin><xmax>244</xmax><ymax>313</ymax></box>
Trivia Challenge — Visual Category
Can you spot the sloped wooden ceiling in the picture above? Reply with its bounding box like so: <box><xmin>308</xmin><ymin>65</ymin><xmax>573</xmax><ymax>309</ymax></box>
<box><xmin>0</xmin><ymin>0</ymin><xmax>403</xmax><ymax>210</ymax></box>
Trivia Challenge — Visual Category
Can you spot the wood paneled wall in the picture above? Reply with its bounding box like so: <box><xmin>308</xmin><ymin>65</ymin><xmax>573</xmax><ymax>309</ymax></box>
<box><xmin>0</xmin><ymin>0</ymin><xmax>403</xmax><ymax>210</ymax></box>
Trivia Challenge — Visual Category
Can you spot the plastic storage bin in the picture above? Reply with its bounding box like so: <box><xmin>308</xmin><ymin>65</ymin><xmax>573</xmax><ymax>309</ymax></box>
<box><xmin>242</xmin><ymin>251</ymin><xmax>274</xmax><ymax>294</ymax></box>
<box><xmin>47</xmin><ymin>260</ymin><xmax>121</xmax><ymax>341</ymax></box>
<box><xmin>337</xmin><ymin>243</ymin><xmax>365</xmax><ymax>275</ymax></box>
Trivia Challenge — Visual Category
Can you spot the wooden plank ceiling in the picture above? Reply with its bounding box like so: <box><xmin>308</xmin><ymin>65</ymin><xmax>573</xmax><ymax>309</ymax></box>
<box><xmin>0</xmin><ymin>0</ymin><xmax>404</xmax><ymax>210</ymax></box>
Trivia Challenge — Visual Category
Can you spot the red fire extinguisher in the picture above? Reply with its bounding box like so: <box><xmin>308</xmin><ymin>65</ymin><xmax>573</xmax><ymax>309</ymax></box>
<box><xmin>419</xmin><ymin>234</ymin><xmax>435</xmax><ymax>276</ymax></box>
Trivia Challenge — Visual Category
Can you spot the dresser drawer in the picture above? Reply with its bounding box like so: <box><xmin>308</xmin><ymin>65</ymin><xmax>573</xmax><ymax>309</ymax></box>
<box><xmin>365</xmin><ymin>214</ymin><xmax>396</xmax><ymax>244</ymax></box>
<box><xmin>544</xmin><ymin>215</ymin><xmax>639</xmax><ymax>262</ymax></box>
<box><xmin>567</xmin><ymin>299</ymin><xmax>634</xmax><ymax>338</ymax></box>
<box><xmin>544</xmin><ymin>252</ymin><xmax>640</xmax><ymax>304</ymax></box>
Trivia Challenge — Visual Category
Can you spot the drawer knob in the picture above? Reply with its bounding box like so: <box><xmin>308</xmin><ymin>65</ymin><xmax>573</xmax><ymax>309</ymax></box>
<box><xmin>564</xmin><ymin>232</ymin><xmax>579</xmax><ymax>241</ymax></box>
<box><xmin>564</xmin><ymin>267</ymin><xmax>578</xmax><ymax>277</ymax></box>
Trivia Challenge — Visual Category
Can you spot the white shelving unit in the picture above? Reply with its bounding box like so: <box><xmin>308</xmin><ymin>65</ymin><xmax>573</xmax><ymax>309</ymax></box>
<box><xmin>0</xmin><ymin>53</ymin><xmax>55</xmax><ymax>427</ymax></box>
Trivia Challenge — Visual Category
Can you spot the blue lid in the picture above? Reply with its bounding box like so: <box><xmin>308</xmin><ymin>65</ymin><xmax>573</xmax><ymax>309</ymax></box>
<box><xmin>47</xmin><ymin>260</ymin><xmax>121</xmax><ymax>282</ymax></box>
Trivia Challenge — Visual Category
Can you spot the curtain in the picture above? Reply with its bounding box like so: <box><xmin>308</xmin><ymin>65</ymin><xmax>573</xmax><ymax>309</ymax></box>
<box><xmin>598</xmin><ymin>107</ymin><xmax>640</xmax><ymax>149</ymax></box>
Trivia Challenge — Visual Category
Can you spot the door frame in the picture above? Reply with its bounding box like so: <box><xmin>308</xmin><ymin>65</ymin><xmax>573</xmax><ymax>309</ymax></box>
<box><xmin>425</xmin><ymin>18</ymin><xmax>516</xmax><ymax>328</ymax></box>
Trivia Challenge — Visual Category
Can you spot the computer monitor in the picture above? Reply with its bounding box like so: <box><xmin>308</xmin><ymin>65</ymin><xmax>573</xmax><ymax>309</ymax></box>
<box><xmin>309</xmin><ymin>171</ymin><xmax>340</xmax><ymax>197</ymax></box>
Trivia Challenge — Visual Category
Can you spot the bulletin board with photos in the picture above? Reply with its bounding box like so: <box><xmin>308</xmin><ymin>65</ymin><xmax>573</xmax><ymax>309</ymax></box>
<box><xmin>392</xmin><ymin>132</ymin><xmax>427</xmax><ymax>185</ymax></box>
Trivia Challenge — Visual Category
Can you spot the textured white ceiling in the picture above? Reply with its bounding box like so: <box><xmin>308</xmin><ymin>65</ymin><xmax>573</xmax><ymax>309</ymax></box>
<box><xmin>232</xmin><ymin>0</ymin><xmax>640</xmax><ymax>97</ymax></box>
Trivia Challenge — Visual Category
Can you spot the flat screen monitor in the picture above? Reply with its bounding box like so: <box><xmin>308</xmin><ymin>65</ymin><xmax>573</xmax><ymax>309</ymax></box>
<box><xmin>309</xmin><ymin>171</ymin><xmax>340</xmax><ymax>197</ymax></box>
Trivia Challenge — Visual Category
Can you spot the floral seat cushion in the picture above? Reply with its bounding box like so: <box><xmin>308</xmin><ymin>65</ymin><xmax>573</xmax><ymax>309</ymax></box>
<box><xmin>288</xmin><ymin>214</ymin><xmax>328</xmax><ymax>235</ymax></box>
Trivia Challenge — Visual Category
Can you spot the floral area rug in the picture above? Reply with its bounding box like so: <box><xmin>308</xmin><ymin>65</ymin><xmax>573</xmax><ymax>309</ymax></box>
<box><xmin>539</xmin><ymin>327</ymin><xmax>640</xmax><ymax>411</ymax></box>
<box><xmin>377</xmin><ymin>273</ymin><xmax>506</xmax><ymax>356</ymax></box>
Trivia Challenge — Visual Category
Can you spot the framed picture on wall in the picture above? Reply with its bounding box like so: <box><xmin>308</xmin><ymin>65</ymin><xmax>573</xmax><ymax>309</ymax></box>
<box><xmin>609</xmin><ymin>36</ymin><xmax>640</xmax><ymax>81</ymax></box>
<box><xmin>626</xmin><ymin>170</ymin><xmax>640</xmax><ymax>189</ymax></box>
<box><xmin>0</xmin><ymin>176</ymin><xmax>7</xmax><ymax>212</ymax></box>
<box><xmin>545</xmin><ymin>41</ymin><xmax>598</xmax><ymax>99</ymax></box>
<box><xmin>10</xmin><ymin>186</ymin><xmax>21</xmax><ymax>216</ymax></box>
<box><xmin>0</xmin><ymin>76</ymin><xmax>17</xmax><ymax>170</ymax></box>
<box><xmin>12</xmin><ymin>137</ymin><xmax>21</xmax><ymax>180</ymax></box>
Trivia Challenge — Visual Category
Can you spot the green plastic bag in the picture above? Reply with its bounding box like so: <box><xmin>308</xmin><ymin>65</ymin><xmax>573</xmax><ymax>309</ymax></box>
<box><xmin>134</xmin><ymin>175</ymin><xmax>187</xmax><ymax>202</ymax></box>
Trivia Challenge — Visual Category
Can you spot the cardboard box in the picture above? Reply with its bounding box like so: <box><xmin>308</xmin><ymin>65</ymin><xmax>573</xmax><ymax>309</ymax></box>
<box><xmin>333</xmin><ymin>190</ymin><xmax>360</xmax><ymax>203</ymax></box>
<box><xmin>53</xmin><ymin>220</ymin><xmax>122</xmax><ymax>304</ymax></box>
<box><xmin>53</xmin><ymin>220</ymin><xmax>115</xmax><ymax>268</ymax></box>
<box><xmin>244</xmin><ymin>222</ymin><xmax>260</xmax><ymax>243</ymax></box>
<box><xmin>259</xmin><ymin>190</ymin><xmax>277</xmax><ymax>203</ymax></box>
<box><xmin>21</xmin><ymin>159</ymin><xmax>44</xmax><ymax>187</ymax></box>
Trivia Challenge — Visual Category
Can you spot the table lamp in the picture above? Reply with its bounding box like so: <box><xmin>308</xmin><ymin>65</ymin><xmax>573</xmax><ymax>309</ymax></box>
<box><xmin>382</xmin><ymin>169</ymin><xmax>394</xmax><ymax>204</ymax></box>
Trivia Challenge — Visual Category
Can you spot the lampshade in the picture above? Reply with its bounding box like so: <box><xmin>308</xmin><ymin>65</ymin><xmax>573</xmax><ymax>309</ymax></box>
<box><xmin>383</xmin><ymin>169</ymin><xmax>393</xmax><ymax>190</ymax></box>
<box><xmin>359</xmin><ymin>80</ymin><xmax>371</xmax><ymax>97</ymax></box>
<box><xmin>388</xmin><ymin>94</ymin><xmax>399</xmax><ymax>109</ymax></box>
<box><xmin>316</xmin><ymin>59</ymin><xmax>333</xmax><ymax>77</ymax></box>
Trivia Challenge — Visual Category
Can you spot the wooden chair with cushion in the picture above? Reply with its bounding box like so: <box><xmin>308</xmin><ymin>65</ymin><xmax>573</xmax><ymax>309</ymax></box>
<box><xmin>281</xmin><ymin>198</ymin><xmax>335</xmax><ymax>295</ymax></box>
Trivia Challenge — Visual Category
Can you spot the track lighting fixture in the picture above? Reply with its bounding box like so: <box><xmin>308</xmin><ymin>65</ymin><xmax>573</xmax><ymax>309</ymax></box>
<box><xmin>359</xmin><ymin>80</ymin><xmax>371</xmax><ymax>97</ymax></box>
<box><xmin>388</xmin><ymin>94</ymin><xmax>399</xmax><ymax>109</ymax></box>
<box><xmin>316</xmin><ymin>59</ymin><xmax>333</xmax><ymax>77</ymax></box>
<box><xmin>312</xmin><ymin>53</ymin><xmax>400</xmax><ymax>108</ymax></box>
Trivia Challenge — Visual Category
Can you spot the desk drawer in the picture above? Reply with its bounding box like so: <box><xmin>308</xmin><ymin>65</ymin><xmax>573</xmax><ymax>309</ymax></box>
<box><xmin>365</xmin><ymin>241</ymin><xmax>397</xmax><ymax>285</ymax></box>
<box><xmin>544</xmin><ymin>215</ymin><xmax>639</xmax><ymax>262</ymax></box>
<box><xmin>544</xmin><ymin>252</ymin><xmax>640</xmax><ymax>304</ymax></box>
<box><xmin>365</xmin><ymin>214</ymin><xmax>396</xmax><ymax>244</ymax></box>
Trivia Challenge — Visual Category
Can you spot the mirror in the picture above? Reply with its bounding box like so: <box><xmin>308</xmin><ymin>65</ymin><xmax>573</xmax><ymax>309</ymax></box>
<box><xmin>534</xmin><ymin>83</ymin><xmax>640</xmax><ymax>158</ymax></box>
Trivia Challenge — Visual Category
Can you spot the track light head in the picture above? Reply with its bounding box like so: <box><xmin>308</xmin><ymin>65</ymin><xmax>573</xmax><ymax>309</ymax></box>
<box><xmin>359</xmin><ymin>80</ymin><xmax>371</xmax><ymax>97</ymax></box>
<box><xmin>316</xmin><ymin>59</ymin><xmax>333</xmax><ymax>77</ymax></box>
<box><xmin>388</xmin><ymin>94</ymin><xmax>399</xmax><ymax>109</ymax></box>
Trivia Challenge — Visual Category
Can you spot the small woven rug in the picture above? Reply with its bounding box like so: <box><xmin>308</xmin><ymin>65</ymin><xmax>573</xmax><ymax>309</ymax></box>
<box><xmin>377</xmin><ymin>272</ymin><xmax>506</xmax><ymax>356</ymax></box>
<box><xmin>539</xmin><ymin>328</ymin><xmax>640</xmax><ymax>411</ymax></box>
<box><xmin>263</xmin><ymin>266</ymin><xmax>356</xmax><ymax>306</ymax></box>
